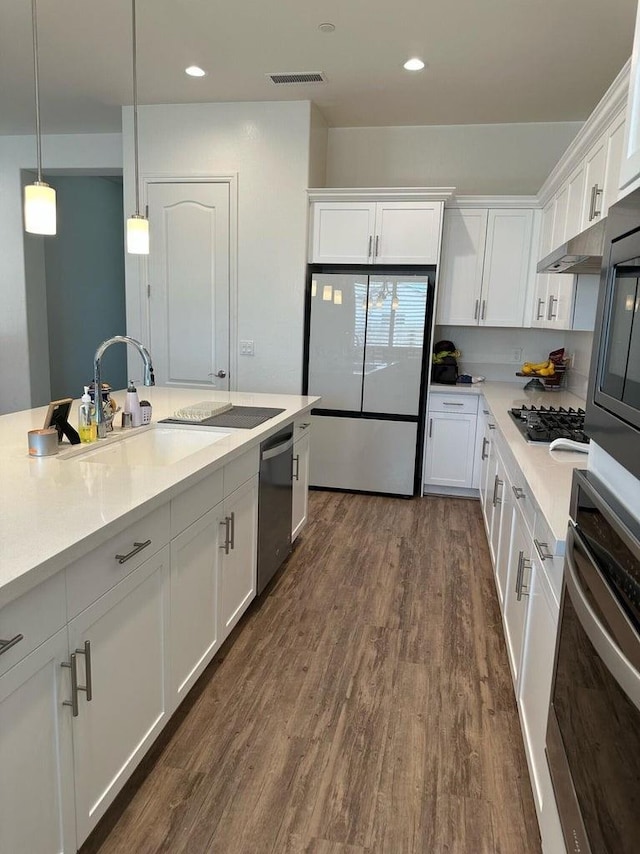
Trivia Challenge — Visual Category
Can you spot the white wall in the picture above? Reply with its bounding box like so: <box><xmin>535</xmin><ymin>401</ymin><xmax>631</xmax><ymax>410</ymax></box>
<box><xmin>326</xmin><ymin>122</ymin><xmax>583</xmax><ymax>193</ymax></box>
<box><xmin>0</xmin><ymin>134</ymin><xmax>122</xmax><ymax>414</ymax></box>
<box><xmin>122</xmin><ymin>101</ymin><xmax>317</xmax><ymax>395</ymax></box>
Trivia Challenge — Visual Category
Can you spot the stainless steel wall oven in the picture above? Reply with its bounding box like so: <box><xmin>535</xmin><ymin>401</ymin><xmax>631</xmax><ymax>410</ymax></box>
<box><xmin>546</xmin><ymin>469</ymin><xmax>640</xmax><ymax>854</ymax></box>
<box><xmin>586</xmin><ymin>186</ymin><xmax>640</xmax><ymax>479</ymax></box>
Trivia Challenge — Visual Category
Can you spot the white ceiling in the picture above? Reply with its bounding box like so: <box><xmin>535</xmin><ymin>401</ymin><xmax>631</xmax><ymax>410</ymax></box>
<box><xmin>0</xmin><ymin>0</ymin><xmax>637</xmax><ymax>135</ymax></box>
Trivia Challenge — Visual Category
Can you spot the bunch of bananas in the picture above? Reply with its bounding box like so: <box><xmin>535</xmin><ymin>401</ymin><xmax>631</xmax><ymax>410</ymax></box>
<box><xmin>521</xmin><ymin>359</ymin><xmax>555</xmax><ymax>377</ymax></box>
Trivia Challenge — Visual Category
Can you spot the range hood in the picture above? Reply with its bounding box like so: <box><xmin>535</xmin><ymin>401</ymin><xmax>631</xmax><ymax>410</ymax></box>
<box><xmin>537</xmin><ymin>218</ymin><xmax>606</xmax><ymax>274</ymax></box>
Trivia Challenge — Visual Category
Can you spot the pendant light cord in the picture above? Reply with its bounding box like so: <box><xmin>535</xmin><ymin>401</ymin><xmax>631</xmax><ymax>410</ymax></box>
<box><xmin>31</xmin><ymin>0</ymin><xmax>43</xmax><ymax>182</ymax></box>
<box><xmin>132</xmin><ymin>0</ymin><xmax>141</xmax><ymax>216</ymax></box>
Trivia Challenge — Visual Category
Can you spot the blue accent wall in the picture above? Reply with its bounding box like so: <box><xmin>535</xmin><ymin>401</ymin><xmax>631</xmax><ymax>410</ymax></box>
<box><xmin>44</xmin><ymin>176</ymin><xmax>127</xmax><ymax>399</ymax></box>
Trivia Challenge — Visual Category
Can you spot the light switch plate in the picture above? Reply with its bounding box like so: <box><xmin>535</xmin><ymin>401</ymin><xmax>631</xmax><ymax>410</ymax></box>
<box><xmin>240</xmin><ymin>339</ymin><xmax>255</xmax><ymax>356</ymax></box>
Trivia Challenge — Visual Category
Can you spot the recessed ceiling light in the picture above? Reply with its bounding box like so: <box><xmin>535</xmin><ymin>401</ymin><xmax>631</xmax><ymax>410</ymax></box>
<box><xmin>185</xmin><ymin>65</ymin><xmax>206</xmax><ymax>77</ymax></box>
<box><xmin>318</xmin><ymin>22</ymin><xmax>335</xmax><ymax>33</ymax></box>
<box><xmin>403</xmin><ymin>58</ymin><xmax>425</xmax><ymax>71</ymax></box>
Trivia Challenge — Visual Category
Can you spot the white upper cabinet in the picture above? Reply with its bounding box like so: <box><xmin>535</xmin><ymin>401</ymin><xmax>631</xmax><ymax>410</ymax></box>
<box><xmin>581</xmin><ymin>133</ymin><xmax>607</xmax><ymax>230</ymax></box>
<box><xmin>374</xmin><ymin>202</ymin><xmax>442</xmax><ymax>264</ymax></box>
<box><xmin>603</xmin><ymin>109</ymin><xmax>626</xmax><ymax>213</ymax></box>
<box><xmin>310</xmin><ymin>202</ymin><xmax>377</xmax><ymax>264</ymax></box>
<box><xmin>436</xmin><ymin>209</ymin><xmax>488</xmax><ymax>325</ymax></box>
<box><xmin>309</xmin><ymin>195</ymin><xmax>446</xmax><ymax>265</ymax></box>
<box><xmin>437</xmin><ymin>207</ymin><xmax>534</xmax><ymax>327</ymax></box>
<box><xmin>565</xmin><ymin>160</ymin><xmax>587</xmax><ymax>240</ymax></box>
<box><xmin>620</xmin><ymin>9</ymin><xmax>640</xmax><ymax>193</ymax></box>
<box><xmin>551</xmin><ymin>183</ymin><xmax>569</xmax><ymax>249</ymax></box>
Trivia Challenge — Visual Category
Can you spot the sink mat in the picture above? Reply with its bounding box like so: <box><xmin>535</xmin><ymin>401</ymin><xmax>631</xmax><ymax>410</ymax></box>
<box><xmin>159</xmin><ymin>405</ymin><xmax>285</xmax><ymax>429</ymax></box>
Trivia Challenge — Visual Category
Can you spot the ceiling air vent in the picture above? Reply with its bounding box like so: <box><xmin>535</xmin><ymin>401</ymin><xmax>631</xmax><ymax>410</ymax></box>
<box><xmin>266</xmin><ymin>72</ymin><xmax>326</xmax><ymax>85</ymax></box>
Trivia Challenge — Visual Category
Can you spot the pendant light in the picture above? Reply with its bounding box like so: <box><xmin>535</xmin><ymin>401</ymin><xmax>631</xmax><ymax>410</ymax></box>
<box><xmin>126</xmin><ymin>0</ymin><xmax>149</xmax><ymax>254</ymax></box>
<box><xmin>24</xmin><ymin>0</ymin><xmax>56</xmax><ymax>235</ymax></box>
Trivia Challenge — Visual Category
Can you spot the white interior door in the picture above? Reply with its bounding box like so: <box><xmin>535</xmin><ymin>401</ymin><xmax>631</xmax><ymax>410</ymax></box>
<box><xmin>147</xmin><ymin>182</ymin><xmax>230</xmax><ymax>390</ymax></box>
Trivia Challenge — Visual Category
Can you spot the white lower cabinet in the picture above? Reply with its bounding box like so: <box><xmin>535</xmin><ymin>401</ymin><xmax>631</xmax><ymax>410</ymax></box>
<box><xmin>502</xmin><ymin>503</ymin><xmax>533</xmax><ymax>691</ymax></box>
<box><xmin>69</xmin><ymin>547</ymin><xmax>171</xmax><ymax>845</ymax></box>
<box><xmin>518</xmin><ymin>559</ymin><xmax>565</xmax><ymax>854</ymax></box>
<box><xmin>170</xmin><ymin>506</ymin><xmax>222</xmax><ymax>703</ymax></box>
<box><xmin>292</xmin><ymin>429</ymin><xmax>310</xmax><ymax>540</ymax></box>
<box><xmin>219</xmin><ymin>475</ymin><xmax>258</xmax><ymax>643</ymax></box>
<box><xmin>424</xmin><ymin>411</ymin><xmax>477</xmax><ymax>488</ymax></box>
<box><xmin>0</xmin><ymin>628</ymin><xmax>76</xmax><ymax>854</ymax></box>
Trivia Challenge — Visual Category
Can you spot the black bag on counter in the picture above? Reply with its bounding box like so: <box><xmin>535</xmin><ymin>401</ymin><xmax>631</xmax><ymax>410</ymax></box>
<box><xmin>431</xmin><ymin>339</ymin><xmax>459</xmax><ymax>385</ymax></box>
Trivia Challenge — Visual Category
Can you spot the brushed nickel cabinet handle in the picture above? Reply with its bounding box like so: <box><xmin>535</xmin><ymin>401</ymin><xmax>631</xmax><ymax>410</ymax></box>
<box><xmin>368</xmin><ymin>235</ymin><xmax>372</xmax><ymax>258</ymax></box>
<box><xmin>474</xmin><ymin>299</ymin><xmax>480</xmax><ymax>320</ymax></box>
<box><xmin>229</xmin><ymin>511</ymin><xmax>235</xmax><ymax>551</ymax></box>
<box><xmin>115</xmin><ymin>539</ymin><xmax>151</xmax><ymax>564</ymax></box>
<box><xmin>515</xmin><ymin>550</ymin><xmax>524</xmax><ymax>597</ymax></box>
<box><xmin>588</xmin><ymin>184</ymin><xmax>597</xmax><ymax>221</ymax></box>
<box><xmin>536</xmin><ymin>298</ymin><xmax>545</xmax><ymax>321</ymax></box>
<box><xmin>534</xmin><ymin>538</ymin><xmax>553</xmax><ymax>561</ymax></box>
<box><xmin>0</xmin><ymin>634</ymin><xmax>23</xmax><ymax>657</ymax></box>
<box><xmin>375</xmin><ymin>235</ymin><xmax>380</xmax><ymax>257</ymax></box>
<box><xmin>481</xmin><ymin>299</ymin><xmax>486</xmax><ymax>320</ymax></box>
<box><xmin>62</xmin><ymin>653</ymin><xmax>79</xmax><ymax>717</ymax></box>
<box><xmin>481</xmin><ymin>437</ymin><xmax>489</xmax><ymax>460</ymax></box>
<box><xmin>512</xmin><ymin>486</ymin><xmax>525</xmax><ymax>500</ymax></box>
<box><xmin>492</xmin><ymin>474</ymin><xmax>500</xmax><ymax>507</ymax></box>
<box><xmin>442</xmin><ymin>401</ymin><xmax>464</xmax><ymax>406</ymax></box>
<box><xmin>428</xmin><ymin>418</ymin><xmax>433</xmax><ymax>439</ymax></box>
<box><xmin>488</xmin><ymin>423</ymin><xmax>496</xmax><ymax>430</ymax></box>
<box><xmin>547</xmin><ymin>295</ymin><xmax>558</xmax><ymax>321</ymax></box>
<box><xmin>593</xmin><ymin>186</ymin><xmax>603</xmax><ymax>218</ymax></box>
<box><xmin>518</xmin><ymin>557</ymin><xmax>531</xmax><ymax>600</ymax></box>
<box><xmin>76</xmin><ymin>640</ymin><xmax>92</xmax><ymax>702</ymax></box>
<box><xmin>219</xmin><ymin>517</ymin><xmax>230</xmax><ymax>554</ymax></box>
<box><xmin>293</xmin><ymin>454</ymin><xmax>300</xmax><ymax>481</ymax></box>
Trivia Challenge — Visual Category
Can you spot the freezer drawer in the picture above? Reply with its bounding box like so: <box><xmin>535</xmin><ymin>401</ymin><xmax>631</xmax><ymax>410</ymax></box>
<box><xmin>309</xmin><ymin>416</ymin><xmax>418</xmax><ymax>496</ymax></box>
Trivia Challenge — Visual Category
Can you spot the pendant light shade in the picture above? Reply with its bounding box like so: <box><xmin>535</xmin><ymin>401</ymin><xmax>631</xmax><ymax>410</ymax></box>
<box><xmin>24</xmin><ymin>181</ymin><xmax>56</xmax><ymax>234</ymax></box>
<box><xmin>126</xmin><ymin>214</ymin><xmax>149</xmax><ymax>254</ymax></box>
<box><xmin>24</xmin><ymin>0</ymin><xmax>56</xmax><ymax>236</ymax></box>
<box><xmin>127</xmin><ymin>0</ymin><xmax>149</xmax><ymax>255</ymax></box>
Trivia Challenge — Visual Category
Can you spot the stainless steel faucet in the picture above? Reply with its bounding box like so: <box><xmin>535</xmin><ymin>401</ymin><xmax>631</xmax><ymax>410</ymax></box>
<box><xmin>93</xmin><ymin>336</ymin><xmax>155</xmax><ymax>438</ymax></box>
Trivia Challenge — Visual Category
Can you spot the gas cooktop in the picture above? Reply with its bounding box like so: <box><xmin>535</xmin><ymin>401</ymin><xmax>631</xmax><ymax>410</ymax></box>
<box><xmin>509</xmin><ymin>405</ymin><xmax>589</xmax><ymax>445</ymax></box>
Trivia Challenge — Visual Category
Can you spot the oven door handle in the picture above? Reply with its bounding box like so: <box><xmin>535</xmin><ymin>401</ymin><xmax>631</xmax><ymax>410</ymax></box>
<box><xmin>565</xmin><ymin>526</ymin><xmax>640</xmax><ymax>713</ymax></box>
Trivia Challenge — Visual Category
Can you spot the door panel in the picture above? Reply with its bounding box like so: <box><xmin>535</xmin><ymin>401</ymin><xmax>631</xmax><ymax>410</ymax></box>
<box><xmin>436</xmin><ymin>208</ymin><xmax>488</xmax><ymax>325</ymax></box>
<box><xmin>307</xmin><ymin>274</ymin><xmax>367</xmax><ymax>411</ymax></box>
<box><xmin>374</xmin><ymin>202</ymin><xmax>441</xmax><ymax>264</ymax></box>
<box><xmin>148</xmin><ymin>182</ymin><xmax>230</xmax><ymax>390</ymax></box>
<box><xmin>362</xmin><ymin>276</ymin><xmax>428</xmax><ymax>415</ymax></box>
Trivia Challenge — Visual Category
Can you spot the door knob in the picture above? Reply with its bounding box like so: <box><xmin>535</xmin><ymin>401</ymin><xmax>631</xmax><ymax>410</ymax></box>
<box><xmin>209</xmin><ymin>370</ymin><xmax>227</xmax><ymax>379</ymax></box>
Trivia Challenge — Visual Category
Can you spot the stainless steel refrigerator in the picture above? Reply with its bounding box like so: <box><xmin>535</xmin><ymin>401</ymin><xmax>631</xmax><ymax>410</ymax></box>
<box><xmin>303</xmin><ymin>270</ymin><xmax>434</xmax><ymax>496</ymax></box>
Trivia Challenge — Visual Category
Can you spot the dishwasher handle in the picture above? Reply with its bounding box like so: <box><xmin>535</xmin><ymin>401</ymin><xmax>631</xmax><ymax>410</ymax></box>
<box><xmin>261</xmin><ymin>435</ymin><xmax>294</xmax><ymax>461</ymax></box>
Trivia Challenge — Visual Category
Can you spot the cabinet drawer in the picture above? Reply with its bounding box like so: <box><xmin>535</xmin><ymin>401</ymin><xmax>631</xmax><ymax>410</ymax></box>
<box><xmin>223</xmin><ymin>446</ymin><xmax>260</xmax><ymax>496</ymax></box>
<box><xmin>510</xmin><ymin>473</ymin><xmax>536</xmax><ymax>536</ymax></box>
<box><xmin>294</xmin><ymin>418</ymin><xmax>312</xmax><ymax>440</ymax></box>
<box><xmin>66</xmin><ymin>503</ymin><xmax>170</xmax><ymax>618</ymax></box>
<box><xmin>0</xmin><ymin>571</ymin><xmax>66</xmax><ymax>677</ymax></box>
<box><xmin>429</xmin><ymin>392</ymin><xmax>479</xmax><ymax>415</ymax></box>
<box><xmin>532</xmin><ymin>513</ymin><xmax>564</xmax><ymax>603</ymax></box>
<box><xmin>171</xmin><ymin>468</ymin><xmax>224</xmax><ymax>537</ymax></box>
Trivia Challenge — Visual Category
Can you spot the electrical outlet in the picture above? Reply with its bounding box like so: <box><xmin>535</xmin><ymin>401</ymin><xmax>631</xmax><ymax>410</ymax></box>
<box><xmin>240</xmin><ymin>339</ymin><xmax>255</xmax><ymax>356</ymax></box>
<box><xmin>511</xmin><ymin>347</ymin><xmax>523</xmax><ymax>363</ymax></box>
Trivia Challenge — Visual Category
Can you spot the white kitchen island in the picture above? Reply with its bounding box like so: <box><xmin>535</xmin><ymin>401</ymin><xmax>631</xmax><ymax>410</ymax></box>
<box><xmin>0</xmin><ymin>387</ymin><xmax>318</xmax><ymax>854</ymax></box>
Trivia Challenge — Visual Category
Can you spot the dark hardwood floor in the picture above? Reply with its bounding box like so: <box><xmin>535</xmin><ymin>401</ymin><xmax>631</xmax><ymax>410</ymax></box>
<box><xmin>81</xmin><ymin>491</ymin><xmax>541</xmax><ymax>854</ymax></box>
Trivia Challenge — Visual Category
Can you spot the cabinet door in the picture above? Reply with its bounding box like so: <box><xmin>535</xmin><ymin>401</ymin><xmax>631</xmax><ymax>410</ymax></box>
<box><xmin>310</xmin><ymin>203</ymin><xmax>376</xmax><ymax>263</ymax></box>
<box><xmin>0</xmin><ymin>628</ymin><xmax>76</xmax><ymax>854</ymax></box>
<box><xmin>374</xmin><ymin>202</ymin><xmax>442</xmax><ymax>264</ymax></box>
<box><xmin>518</xmin><ymin>563</ymin><xmax>559</xmax><ymax>816</ymax></box>
<box><xmin>292</xmin><ymin>431</ymin><xmax>310</xmax><ymax>541</ymax></box>
<box><xmin>539</xmin><ymin>198</ymin><xmax>556</xmax><ymax>260</ymax></box>
<box><xmin>424</xmin><ymin>411</ymin><xmax>477</xmax><ymax>488</ymax></box>
<box><xmin>170</xmin><ymin>506</ymin><xmax>222</xmax><ymax>705</ymax></box>
<box><xmin>530</xmin><ymin>274</ymin><xmax>550</xmax><ymax>328</ymax></box>
<box><xmin>545</xmin><ymin>275</ymin><xmax>576</xmax><ymax>329</ymax></box>
<box><xmin>220</xmin><ymin>475</ymin><xmax>258</xmax><ymax>643</ymax></box>
<box><xmin>551</xmin><ymin>184</ymin><xmax>569</xmax><ymax>249</ymax></box>
<box><xmin>582</xmin><ymin>134</ymin><xmax>607</xmax><ymax>231</ymax></box>
<box><xmin>479</xmin><ymin>419</ymin><xmax>497</xmax><ymax>533</ymax></box>
<box><xmin>603</xmin><ymin>110</ymin><xmax>626</xmax><ymax>215</ymax></box>
<box><xmin>436</xmin><ymin>208</ymin><xmax>488</xmax><ymax>325</ymax></box>
<box><xmin>489</xmin><ymin>450</ymin><xmax>508</xmax><ymax>567</ymax></box>
<box><xmin>565</xmin><ymin>161</ymin><xmax>587</xmax><ymax>240</ymax></box>
<box><xmin>502</xmin><ymin>512</ymin><xmax>532</xmax><ymax>690</ymax></box>
<box><xmin>69</xmin><ymin>547</ymin><xmax>170</xmax><ymax>845</ymax></box>
<box><xmin>619</xmin><ymin>3</ymin><xmax>640</xmax><ymax>192</ymax></box>
<box><xmin>480</xmin><ymin>209</ymin><xmax>534</xmax><ymax>326</ymax></box>
<box><xmin>494</xmin><ymin>464</ymin><xmax>515</xmax><ymax>608</ymax></box>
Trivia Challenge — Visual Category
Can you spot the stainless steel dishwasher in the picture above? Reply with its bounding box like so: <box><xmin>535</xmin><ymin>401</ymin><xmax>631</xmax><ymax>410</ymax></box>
<box><xmin>257</xmin><ymin>425</ymin><xmax>294</xmax><ymax>594</ymax></box>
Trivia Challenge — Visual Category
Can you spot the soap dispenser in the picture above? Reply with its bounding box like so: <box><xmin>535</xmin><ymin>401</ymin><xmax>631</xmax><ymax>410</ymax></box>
<box><xmin>124</xmin><ymin>380</ymin><xmax>141</xmax><ymax>427</ymax></box>
<box><xmin>78</xmin><ymin>386</ymin><xmax>97</xmax><ymax>443</ymax></box>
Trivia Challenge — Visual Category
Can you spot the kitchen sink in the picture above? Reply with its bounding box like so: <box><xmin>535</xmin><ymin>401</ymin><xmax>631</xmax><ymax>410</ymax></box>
<box><xmin>60</xmin><ymin>426</ymin><xmax>232</xmax><ymax>467</ymax></box>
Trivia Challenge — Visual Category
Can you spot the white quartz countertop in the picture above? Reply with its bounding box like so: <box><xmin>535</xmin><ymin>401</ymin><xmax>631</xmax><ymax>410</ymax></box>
<box><xmin>431</xmin><ymin>381</ymin><xmax>587</xmax><ymax>546</ymax></box>
<box><xmin>0</xmin><ymin>388</ymin><xmax>319</xmax><ymax>609</ymax></box>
